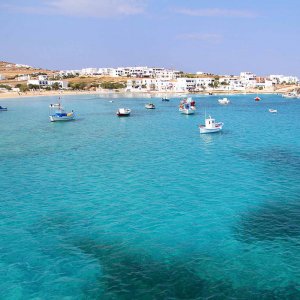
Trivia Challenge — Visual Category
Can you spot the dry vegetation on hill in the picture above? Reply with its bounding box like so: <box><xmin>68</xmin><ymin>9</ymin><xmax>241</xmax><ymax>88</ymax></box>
<box><xmin>0</xmin><ymin>61</ymin><xmax>128</xmax><ymax>88</ymax></box>
<box><xmin>0</xmin><ymin>61</ymin><xmax>55</xmax><ymax>79</ymax></box>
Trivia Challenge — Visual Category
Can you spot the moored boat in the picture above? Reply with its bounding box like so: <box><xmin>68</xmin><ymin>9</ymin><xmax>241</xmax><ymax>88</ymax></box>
<box><xmin>49</xmin><ymin>101</ymin><xmax>75</xmax><ymax>122</ymax></box>
<box><xmin>0</xmin><ymin>105</ymin><xmax>8</xmax><ymax>111</ymax></box>
<box><xmin>162</xmin><ymin>97</ymin><xmax>170</xmax><ymax>102</ymax></box>
<box><xmin>218</xmin><ymin>97</ymin><xmax>230</xmax><ymax>105</ymax></box>
<box><xmin>254</xmin><ymin>96</ymin><xmax>261</xmax><ymax>101</ymax></box>
<box><xmin>117</xmin><ymin>108</ymin><xmax>131</xmax><ymax>116</ymax></box>
<box><xmin>145</xmin><ymin>103</ymin><xmax>156</xmax><ymax>109</ymax></box>
<box><xmin>199</xmin><ymin>115</ymin><xmax>223</xmax><ymax>134</ymax></box>
<box><xmin>282</xmin><ymin>92</ymin><xmax>298</xmax><ymax>99</ymax></box>
<box><xmin>269</xmin><ymin>109</ymin><xmax>277</xmax><ymax>113</ymax></box>
<box><xmin>179</xmin><ymin>97</ymin><xmax>196</xmax><ymax>115</ymax></box>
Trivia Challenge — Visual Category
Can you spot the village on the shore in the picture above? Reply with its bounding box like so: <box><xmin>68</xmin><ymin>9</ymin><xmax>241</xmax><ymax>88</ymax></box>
<box><xmin>0</xmin><ymin>62</ymin><xmax>299</xmax><ymax>97</ymax></box>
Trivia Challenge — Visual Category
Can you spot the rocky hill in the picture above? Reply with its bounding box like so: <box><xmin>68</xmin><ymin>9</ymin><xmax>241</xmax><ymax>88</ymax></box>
<box><xmin>0</xmin><ymin>61</ymin><xmax>56</xmax><ymax>81</ymax></box>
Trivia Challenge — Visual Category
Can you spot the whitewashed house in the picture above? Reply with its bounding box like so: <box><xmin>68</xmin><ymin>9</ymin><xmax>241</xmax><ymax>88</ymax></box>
<box><xmin>270</xmin><ymin>75</ymin><xmax>299</xmax><ymax>84</ymax></box>
<box><xmin>27</xmin><ymin>75</ymin><xmax>68</xmax><ymax>89</ymax></box>
<box><xmin>17</xmin><ymin>74</ymin><xmax>30</xmax><ymax>81</ymax></box>
<box><xmin>240</xmin><ymin>72</ymin><xmax>257</xmax><ymax>88</ymax></box>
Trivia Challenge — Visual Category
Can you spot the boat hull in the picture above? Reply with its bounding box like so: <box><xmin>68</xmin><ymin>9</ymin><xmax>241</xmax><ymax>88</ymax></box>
<box><xmin>117</xmin><ymin>113</ymin><xmax>130</xmax><ymax>117</ymax></box>
<box><xmin>180</xmin><ymin>108</ymin><xmax>195</xmax><ymax>115</ymax></box>
<box><xmin>49</xmin><ymin>115</ymin><xmax>75</xmax><ymax>122</ymax></box>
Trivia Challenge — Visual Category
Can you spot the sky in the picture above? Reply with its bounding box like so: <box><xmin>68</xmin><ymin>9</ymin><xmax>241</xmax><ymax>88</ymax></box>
<box><xmin>0</xmin><ymin>0</ymin><xmax>300</xmax><ymax>76</ymax></box>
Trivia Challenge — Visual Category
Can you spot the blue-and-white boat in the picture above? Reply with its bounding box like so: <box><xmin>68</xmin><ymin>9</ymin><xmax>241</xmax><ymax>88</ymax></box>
<box><xmin>49</xmin><ymin>102</ymin><xmax>75</xmax><ymax>122</ymax></box>
<box><xmin>0</xmin><ymin>105</ymin><xmax>7</xmax><ymax>111</ymax></box>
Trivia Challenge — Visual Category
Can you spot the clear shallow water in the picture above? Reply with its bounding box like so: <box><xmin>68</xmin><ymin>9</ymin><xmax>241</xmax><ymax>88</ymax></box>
<box><xmin>0</xmin><ymin>94</ymin><xmax>300</xmax><ymax>299</ymax></box>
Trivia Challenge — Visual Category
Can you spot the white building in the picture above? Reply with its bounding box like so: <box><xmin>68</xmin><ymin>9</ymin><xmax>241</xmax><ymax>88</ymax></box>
<box><xmin>17</xmin><ymin>74</ymin><xmax>30</xmax><ymax>81</ymax></box>
<box><xmin>269</xmin><ymin>74</ymin><xmax>299</xmax><ymax>84</ymax></box>
<box><xmin>80</xmin><ymin>68</ymin><xmax>99</xmax><ymax>75</ymax></box>
<box><xmin>0</xmin><ymin>74</ymin><xmax>6</xmax><ymax>80</ymax></box>
<box><xmin>240</xmin><ymin>72</ymin><xmax>257</xmax><ymax>88</ymax></box>
<box><xmin>15</xmin><ymin>64</ymin><xmax>32</xmax><ymax>68</ymax></box>
<box><xmin>72</xmin><ymin>66</ymin><xmax>180</xmax><ymax>79</ymax></box>
<box><xmin>27</xmin><ymin>75</ymin><xmax>68</xmax><ymax>89</ymax></box>
<box><xmin>59</xmin><ymin>70</ymin><xmax>80</xmax><ymax>77</ymax></box>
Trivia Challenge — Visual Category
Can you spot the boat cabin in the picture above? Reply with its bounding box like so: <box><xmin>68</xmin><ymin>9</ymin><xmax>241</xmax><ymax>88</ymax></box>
<box><xmin>205</xmin><ymin>116</ymin><xmax>217</xmax><ymax>129</ymax></box>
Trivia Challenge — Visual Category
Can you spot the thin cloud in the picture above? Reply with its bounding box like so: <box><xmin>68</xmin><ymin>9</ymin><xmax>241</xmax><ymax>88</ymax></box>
<box><xmin>176</xmin><ymin>33</ymin><xmax>222</xmax><ymax>43</ymax></box>
<box><xmin>1</xmin><ymin>0</ymin><xmax>146</xmax><ymax>17</ymax></box>
<box><xmin>173</xmin><ymin>7</ymin><xmax>258</xmax><ymax>18</ymax></box>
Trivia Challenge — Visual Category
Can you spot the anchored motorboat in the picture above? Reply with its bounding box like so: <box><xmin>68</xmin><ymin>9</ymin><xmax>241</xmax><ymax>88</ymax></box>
<box><xmin>117</xmin><ymin>108</ymin><xmax>131</xmax><ymax>116</ymax></box>
<box><xmin>218</xmin><ymin>97</ymin><xmax>230</xmax><ymax>105</ymax></box>
<box><xmin>0</xmin><ymin>105</ymin><xmax>7</xmax><ymax>111</ymax></box>
<box><xmin>162</xmin><ymin>97</ymin><xmax>170</xmax><ymax>102</ymax></box>
<box><xmin>199</xmin><ymin>115</ymin><xmax>223</xmax><ymax>134</ymax></box>
<box><xmin>145</xmin><ymin>103</ymin><xmax>156</xmax><ymax>109</ymax></box>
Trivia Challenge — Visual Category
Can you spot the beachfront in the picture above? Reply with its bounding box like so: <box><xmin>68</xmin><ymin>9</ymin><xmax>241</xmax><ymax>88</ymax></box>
<box><xmin>0</xmin><ymin>86</ymin><xmax>296</xmax><ymax>100</ymax></box>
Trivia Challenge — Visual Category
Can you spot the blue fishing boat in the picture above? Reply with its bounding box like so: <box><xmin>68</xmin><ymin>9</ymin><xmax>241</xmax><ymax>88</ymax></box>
<box><xmin>49</xmin><ymin>100</ymin><xmax>75</xmax><ymax>122</ymax></box>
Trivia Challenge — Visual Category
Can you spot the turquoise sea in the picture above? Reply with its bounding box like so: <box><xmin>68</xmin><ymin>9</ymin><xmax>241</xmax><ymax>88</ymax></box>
<box><xmin>1</xmin><ymin>94</ymin><xmax>300</xmax><ymax>299</ymax></box>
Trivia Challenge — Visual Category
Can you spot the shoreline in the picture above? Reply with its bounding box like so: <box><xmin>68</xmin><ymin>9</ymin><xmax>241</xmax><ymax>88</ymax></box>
<box><xmin>0</xmin><ymin>88</ymin><xmax>283</xmax><ymax>100</ymax></box>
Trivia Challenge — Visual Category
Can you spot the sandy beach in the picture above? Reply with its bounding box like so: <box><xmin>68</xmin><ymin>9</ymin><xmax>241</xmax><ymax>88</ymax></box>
<box><xmin>0</xmin><ymin>89</ymin><xmax>100</xmax><ymax>99</ymax></box>
<box><xmin>0</xmin><ymin>85</ymin><xmax>296</xmax><ymax>100</ymax></box>
<box><xmin>0</xmin><ymin>88</ymin><xmax>287</xmax><ymax>100</ymax></box>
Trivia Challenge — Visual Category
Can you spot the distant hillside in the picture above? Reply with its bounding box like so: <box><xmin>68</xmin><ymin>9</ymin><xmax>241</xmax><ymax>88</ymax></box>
<box><xmin>0</xmin><ymin>61</ymin><xmax>56</xmax><ymax>80</ymax></box>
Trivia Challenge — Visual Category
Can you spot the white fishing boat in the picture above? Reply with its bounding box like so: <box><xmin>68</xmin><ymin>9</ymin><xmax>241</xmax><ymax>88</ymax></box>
<box><xmin>218</xmin><ymin>97</ymin><xmax>230</xmax><ymax>105</ymax></box>
<box><xmin>269</xmin><ymin>109</ymin><xmax>277</xmax><ymax>113</ymax></box>
<box><xmin>199</xmin><ymin>115</ymin><xmax>223</xmax><ymax>134</ymax></box>
<box><xmin>145</xmin><ymin>103</ymin><xmax>156</xmax><ymax>109</ymax></box>
<box><xmin>179</xmin><ymin>97</ymin><xmax>196</xmax><ymax>115</ymax></box>
<box><xmin>162</xmin><ymin>97</ymin><xmax>170</xmax><ymax>102</ymax></box>
<box><xmin>49</xmin><ymin>101</ymin><xmax>75</xmax><ymax>122</ymax></box>
<box><xmin>0</xmin><ymin>105</ymin><xmax>7</xmax><ymax>111</ymax></box>
<box><xmin>117</xmin><ymin>108</ymin><xmax>131</xmax><ymax>116</ymax></box>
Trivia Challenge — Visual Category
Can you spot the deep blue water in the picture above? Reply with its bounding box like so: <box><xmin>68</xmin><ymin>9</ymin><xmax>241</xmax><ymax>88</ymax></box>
<box><xmin>0</xmin><ymin>94</ymin><xmax>300</xmax><ymax>299</ymax></box>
